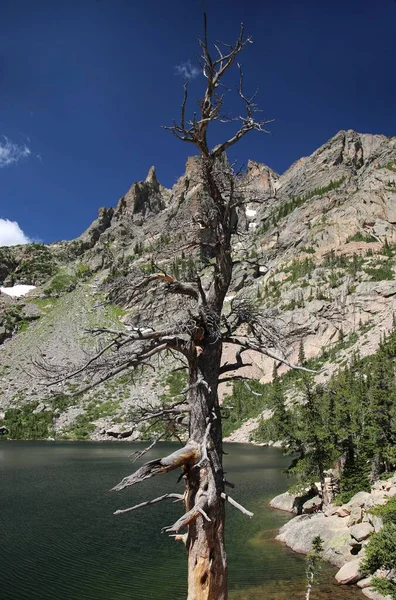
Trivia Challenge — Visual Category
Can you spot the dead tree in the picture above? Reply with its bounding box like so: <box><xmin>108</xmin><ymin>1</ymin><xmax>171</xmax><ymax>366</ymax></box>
<box><xmin>42</xmin><ymin>16</ymin><xmax>313</xmax><ymax>600</ymax></box>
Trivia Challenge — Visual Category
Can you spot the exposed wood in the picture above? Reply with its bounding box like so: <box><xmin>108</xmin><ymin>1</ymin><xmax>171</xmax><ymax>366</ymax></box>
<box><xmin>112</xmin><ymin>443</ymin><xmax>200</xmax><ymax>492</ymax></box>
<box><xmin>221</xmin><ymin>492</ymin><xmax>254</xmax><ymax>518</ymax></box>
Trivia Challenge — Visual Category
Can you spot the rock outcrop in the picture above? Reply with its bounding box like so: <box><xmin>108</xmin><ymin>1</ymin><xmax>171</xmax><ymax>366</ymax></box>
<box><xmin>274</xmin><ymin>475</ymin><xmax>396</xmax><ymax>596</ymax></box>
<box><xmin>1</xmin><ymin>129</ymin><xmax>395</xmax><ymax>440</ymax></box>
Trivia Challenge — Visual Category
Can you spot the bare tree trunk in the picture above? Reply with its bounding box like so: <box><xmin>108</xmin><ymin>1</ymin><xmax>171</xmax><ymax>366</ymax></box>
<box><xmin>186</xmin><ymin>340</ymin><xmax>227</xmax><ymax>600</ymax></box>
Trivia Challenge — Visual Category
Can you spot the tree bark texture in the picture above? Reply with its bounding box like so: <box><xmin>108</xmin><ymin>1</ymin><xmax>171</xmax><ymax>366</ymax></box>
<box><xmin>186</xmin><ymin>339</ymin><xmax>227</xmax><ymax>600</ymax></box>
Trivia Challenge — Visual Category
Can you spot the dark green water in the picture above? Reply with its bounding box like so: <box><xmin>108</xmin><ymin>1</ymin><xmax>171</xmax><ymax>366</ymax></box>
<box><xmin>0</xmin><ymin>441</ymin><xmax>363</xmax><ymax>600</ymax></box>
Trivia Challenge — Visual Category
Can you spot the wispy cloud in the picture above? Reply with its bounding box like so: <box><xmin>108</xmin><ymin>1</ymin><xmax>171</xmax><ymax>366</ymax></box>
<box><xmin>0</xmin><ymin>137</ymin><xmax>31</xmax><ymax>168</ymax></box>
<box><xmin>174</xmin><ymin>60</ymin><xmax>200</xmax><ymax>80</ymax></box>
<box><xmin>0</xmin><ymin>219</ymin><xmax>31</xmax><ymax>246</ymax></box>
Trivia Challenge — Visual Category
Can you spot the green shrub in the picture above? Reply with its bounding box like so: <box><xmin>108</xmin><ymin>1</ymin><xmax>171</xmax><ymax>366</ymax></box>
<box><xmin>346</xmin><ymin>232</ymin><xmax>378</xmax><ymax>243</ymax></box>
<box><xmin>62</xmin><ymin>414</ymin><xmax>95</xmax><ymax>440</ymax></box>
<box><xmin>44</xmin><ymin>270</ymin><xmax>78</xmax><ymax>295</ymax></box>
<box><xmin>3</xmin><ymin>403</ymin><xmax>54</xmax><ymax>439</ymax></box>
<box><xmin>365</xmin><ymin>262</ymin><xmax>394</xmax><ymax>281</ymax></box>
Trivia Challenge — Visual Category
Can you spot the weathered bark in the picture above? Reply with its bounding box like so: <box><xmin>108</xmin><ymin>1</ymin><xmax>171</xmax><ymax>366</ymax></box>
<box><xmin>185</xmin><ymin>339</ymin><xmax>227</xmax><ymax>600</ymax></box>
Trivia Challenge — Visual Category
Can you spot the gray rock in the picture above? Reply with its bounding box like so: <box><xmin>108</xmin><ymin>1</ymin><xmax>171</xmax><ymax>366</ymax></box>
<box><xmin>302</xmin><ymin>496</ymin><xmax>322</xmax><ymax>514</ymax></box>
<box><xmin>335</xmin><ymin>558</ymin><xmax>363</xmax><ymax>584</ymax></box>
<box><xmin>277</xmin><ymin>513</ymin><xmax>351</xmax><ymax>567</ymax></box>
<box><xmin>270</xmin><ymin>492</ymin><xmax>298</xmax><ymax>513</ymax></box>
<box><xmin>357</xmin><ymin>577</ymin><xmax>372</xmax><ymax>589</ymax></box>
<box><xmin>33</xmin><ymin>403</ymin><xmax>48</xmax><ymax>414</ymax></box>
<box><xmin>350</xmin><ymin>522</ymin><xmax>374</xmax><ymax>542</ymax></box>
<box><xmin>362</xmin><ymin>587</ymin><xmax>391</xmax><ymax>600</ymax></box>
<box><xmin>347</xmin><ymin>491</ymin><xmax>371</xmax><ymax>509</ymax></box>
<box><xmin>347</xmin><ymin>506</ymin><xmax>363</xmax><ymax>526</ymax></box>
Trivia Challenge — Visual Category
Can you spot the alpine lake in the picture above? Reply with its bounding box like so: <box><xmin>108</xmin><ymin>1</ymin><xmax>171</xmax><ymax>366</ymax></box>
<box><xmin>0</xmin><ymin>441</ymin><xmax>364</xmax><ymax>600</ymax></box>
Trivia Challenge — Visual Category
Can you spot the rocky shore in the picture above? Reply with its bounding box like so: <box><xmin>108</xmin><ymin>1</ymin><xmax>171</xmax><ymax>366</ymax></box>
<box><xmin>270</xmin><ymin>476</ymin><xmax>396</xmax><ymax>599</ymax></box>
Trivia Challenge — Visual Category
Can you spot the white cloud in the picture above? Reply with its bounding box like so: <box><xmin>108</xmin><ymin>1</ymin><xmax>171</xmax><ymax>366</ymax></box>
<box><xmin>174</xmin><ymin>60</ymin><xmax>200</xmax><ymax>80</ymax></box>
<box><xmin>0</xmin><ymin>219</ymin><xmax>31</xmax><ymax>246</ymax></box>
<box><xmin>0</xmin><ymin>137</ymin><xmax>31</xmax><ymax>168</ymax></box>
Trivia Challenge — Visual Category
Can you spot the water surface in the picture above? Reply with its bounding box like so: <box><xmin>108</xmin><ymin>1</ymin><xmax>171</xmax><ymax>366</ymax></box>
<box><xmin>0</xmin><ymin>441</ymin><xmax>363</xmax><ymax>599</ymax></box>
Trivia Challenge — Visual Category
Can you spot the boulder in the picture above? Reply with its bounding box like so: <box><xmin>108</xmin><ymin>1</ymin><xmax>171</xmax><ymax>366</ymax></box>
<box><xmin>335</xmin><ymin>558</ymin><xmax>363</xmax><ymax>584</ymax></box>
<box><xmin>362</xmin><ymin>587</ymin><xmax>390</xmax><ymax>600</ymax></box>
<box><xmin>336</xmin><ymin>506</ymin><xmax>351</xmax><ymax>517</ymax></box>
<box><xmin>302</xmin><ymin>496</ymin><xmax>322</xmax><ymax>514</ymax></box>
<box><xmin>270</xmin><ymin>492</ymin><xmax>298</xmax><ymax>513</ymax></box>
<box><xmin>347</xmin><ymin>491</ymin><xmax>371</xmax><ymax>508</ymax></box>
<box><xmin>348</xmin><ymin>506</ymin><xmax>363</xmax><ymax>526</ymax></box>
<box><xmin>277</xmin><ymin>513</ymin><xmax>351</xmax><ymax>567</ymax></box>
<box><xmin>357</xmin><ymin>577</ymin><xmax>372</xmax><ymax>589</ymax></box>
<box><xmin>350</xmin><ymin>522</ymin><xmax>374</xmax><ymax>542</ymax></box>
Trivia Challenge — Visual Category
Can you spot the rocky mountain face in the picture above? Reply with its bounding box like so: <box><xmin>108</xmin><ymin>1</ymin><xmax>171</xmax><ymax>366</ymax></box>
<box><xmin>0</xmin><ymin>129</ymin><xmax>395</xmax><ymax>441</ymax></box>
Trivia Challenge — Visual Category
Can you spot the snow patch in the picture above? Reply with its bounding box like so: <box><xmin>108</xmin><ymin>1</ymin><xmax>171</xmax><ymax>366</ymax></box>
<box><xmin>249</xmin><ymin>222</ymin><xmax>257</xmax><ymax>230</ymax></box>
<box><xmin>245</xmin><ymin>208</ymin><xmax>257</xmax><ymax>218</ymax></box>
<box><xmin>224</xmin><ymin>295</ymin><xmax>235</xmax><ymax>303</ymax></box>
<box><xmin>0</xmin><ymin>285</ymin><xmax>36</xmax><ymax>297</ymax></box>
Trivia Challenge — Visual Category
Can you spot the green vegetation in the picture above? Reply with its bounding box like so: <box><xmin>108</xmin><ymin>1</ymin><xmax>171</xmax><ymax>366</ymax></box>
<box><xmin>346</xmin><ymin>232</ymin><xmax>378</xmax><ymax>244</ymax></box>
<box><xmin>161</xmin><ymin>370</ymin><xmax>188</xmax><ymax>402</ymax></box>
<box><xmin>85</xmin><ymin>399</ymin><xmax>120</xmax><ymax>420</ymax></box>
<box><xmin>284</xmin><ymin>258</ymin><xmax>315</xmax><ymax>283</ymax></box>
<box><xmin>259</xmin><ymin>178</ymin><xmax>345</xmax><ymax>233</ymax></box>
<box><xmin>322</xmin><ymin>251</ymin><xmax>364</xmax><ymax>276</ymax></box>
<box><xmin>1</xmin><ymin>403</ymin><xmax>54</xmax><ymax>439</ymax></box>
<box><xmin>14</xmin><ymin>244</ymin><xmax>56</xmax><ymax>285</ymax></box>
<box><xmin>256</xmin><ymin>330</ymin><xmax>396</xmax><ymax>497</ymax></box>
<box><xmin>381</xmin><ymin>239</ymin><xmax>396</xmax><ymax>258</ymax></box>
<box><xmin>361</xmin><ymin>497</ymin><xmax>396</xmax><ymax>598</ymax></box>
<box><xmin>222</xmin><ymin>379</ymin><xmax>271</xmax><ymax>437</ymax></box>
<box><xmin>300</xmin><ymin>245</ymin><xmax>316</xmax><ymax>254</ymax></box>
<box><xmin>44</xmin><ymin>269</ymin><xmax>78</xmax><ymax>295</ymax></box>
<box><xmin>364</xmin><ymin>261</ymin><xmax>394</xmax><ymax>281</ymax></box>
<box><xmin>61</xmin><ymin>414</ymin><xmax>96</xmax><ymax>440</ymax></box>
<box><xmin>305</xmin><ymin>535</ymin><xmax>324</xmax><ymax>600</ymax></box>
<box><xmin>169</xmin><ymin>255</ymin><xmax>198</xmax><ymax>280</ymax></box>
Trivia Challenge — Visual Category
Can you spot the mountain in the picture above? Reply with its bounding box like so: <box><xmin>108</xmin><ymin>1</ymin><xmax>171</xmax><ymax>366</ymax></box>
<box><xmin>0</xmin><ymin>129</ymin><xmax>395</xmax><ymax>441</ymax></box>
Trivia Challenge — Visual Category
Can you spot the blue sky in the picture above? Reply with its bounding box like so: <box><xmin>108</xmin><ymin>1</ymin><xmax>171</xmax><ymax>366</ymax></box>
<box><xmin>0</xmin><ymin>0</ymin><xmax>395</xmax><ymax>245</ymax></box>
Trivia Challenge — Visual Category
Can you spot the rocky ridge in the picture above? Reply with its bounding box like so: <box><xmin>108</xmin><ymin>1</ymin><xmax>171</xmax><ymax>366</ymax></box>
<box><xmin>0</xmin><ymin>129</ymin><xmax>395</xmax><ymax>441</ymax></box>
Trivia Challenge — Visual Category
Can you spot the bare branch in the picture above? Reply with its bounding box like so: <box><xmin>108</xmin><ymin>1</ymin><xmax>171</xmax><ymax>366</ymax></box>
<box><xmin>223</xmin><ymin>336</ymin><xmax>318</xmax><ymax>374</ymax></box>
<box><xmin>221</xmin><ymin>492</ymin><xmax>253</xmax><ymax>518</ymax></box>
<box><xmin>129</xmin><ymin>433</ymin><xmax>165</xmax><ymax>463</ymax></box>
<box><xmin>112</xmin><ymin>443</ymin><xmax>200</xmax><ymax>492</ymax></box>
<box><xmin>218</xmin><ymin>347</ymin><xmax>252</xmax><ymax>374</ymax></box>
<box><xmin>114</xmin><ymin>493</ymin><xmax>184</xmax><ymax>516</ymax></box>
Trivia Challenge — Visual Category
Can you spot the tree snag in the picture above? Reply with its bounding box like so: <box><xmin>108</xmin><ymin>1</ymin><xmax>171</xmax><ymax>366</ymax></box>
<box><xmin>39</xmin><ymin>15</ymin><xmax>308</xmax><ymax>600</ymax></box>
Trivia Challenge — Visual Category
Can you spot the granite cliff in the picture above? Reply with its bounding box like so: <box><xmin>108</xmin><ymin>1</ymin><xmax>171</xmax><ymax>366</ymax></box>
<box><xmin>0</xmin><ymin>129</ymin><xmax>395</xmax><ymax>441</ymax></box>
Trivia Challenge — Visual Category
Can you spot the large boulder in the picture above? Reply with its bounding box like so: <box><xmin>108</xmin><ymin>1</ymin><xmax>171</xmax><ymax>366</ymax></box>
<box><xmin>277</xmin><ymin>513</ymin><xmax>351</xmax><ymax>567</ymax></box>
<box><xmin>270</xmin><ymin>492</ymin><xmax>299</xmax><ymax>513</ymax></box>
<box><xmin>350</xmin><ymin>522</ymin><xmax>374</xmax><ymax>542</ymax></box>
<box><xmin>335</xmin><ymin>558</ymin><xmax>363</xmax><ymax>584</ymax></box>
<box><xmin>347</xmin><ymin>491</ymin><xmax>371</xmax><ymax>509</ymax></box>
